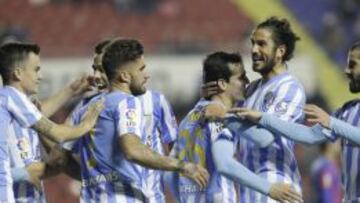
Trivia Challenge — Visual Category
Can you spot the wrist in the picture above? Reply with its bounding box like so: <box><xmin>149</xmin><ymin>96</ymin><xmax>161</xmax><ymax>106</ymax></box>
<box><xmin>176</xmin><ymin>160</ymin><xmax>185</xmax><ymax>172</ymax></box>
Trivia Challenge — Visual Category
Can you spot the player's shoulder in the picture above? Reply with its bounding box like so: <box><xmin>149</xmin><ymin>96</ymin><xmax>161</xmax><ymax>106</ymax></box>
<box><xmin>333</xmin><ymin>99</ymin><xmax>360</xmax><ymax>117</ymax></box>
<box><xmin>340</xmin><ymin>99</ymin><xmax>360</xmax><ymax>111</ymax></box>
<box><xmin>279</xmin><ymin>74</ymin><xmax>304</xmax><ymax>91</ymax></box>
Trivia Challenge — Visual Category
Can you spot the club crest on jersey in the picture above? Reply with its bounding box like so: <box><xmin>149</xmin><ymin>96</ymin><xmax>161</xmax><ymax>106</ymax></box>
<box><xmin>275</xmin><ymin>101</ymin><xmax>289</xmax><ymax>114</ymax></box>
<box><xmin>125</xmin><ymin>109</ymin><xmax>138</xmax><ymax>127</ymax></box>
<box><xmin>262</xmin><ymin>92</ymin><xmax>275</xmax><ymax>111</ymax></box>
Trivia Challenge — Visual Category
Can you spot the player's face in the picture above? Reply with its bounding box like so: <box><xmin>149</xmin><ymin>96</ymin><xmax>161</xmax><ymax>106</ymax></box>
<box><xmin>251</xmin><ymin>28</ymin><xmax>278</xmax><ymax>75</ymax></box>
<box><xmin>18</xmin><ymin>52</ymin><xmax>42</xmax><ymax>95</ymax></box>
<box><xmin>128</xmin><ymin>55</ymin><xmax>149</xmax><ymax>96</ymax></box>
<box><xmin>345</xmin><ymin>48</ymin><xmax>360</xmax><ymax>93</ymax></box>
<box><xmin>226</xmin><ymin>63</ymin><xmax>249</xmax><ymax>101</ymax></box>
<box><xmin>92</xmin><ymin>53</ymin><xmax>109</xmax><ymax>90</ymax></box>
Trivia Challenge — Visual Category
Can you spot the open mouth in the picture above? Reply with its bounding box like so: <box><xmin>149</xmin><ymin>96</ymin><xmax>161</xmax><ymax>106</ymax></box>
<box><xmin>252</xmin><ymin>55</ymin><xmax>264</xmax><ymax>64</ymax></box>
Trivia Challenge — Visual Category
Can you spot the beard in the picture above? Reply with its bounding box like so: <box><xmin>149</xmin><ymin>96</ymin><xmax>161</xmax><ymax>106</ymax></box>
<box><xmin>130</xmin><ymin>82</ymin><xmax>146</xmax><ymax>96</ymax></box>
<box><xmin>252</xmin><ymin>49</ymin><xmax>277</xmax><ymax>76</ymax></box>
<box><xmin>349</xmin><ymin>78</ymin><xmax>360</xmax><ymax>93</ymax></box>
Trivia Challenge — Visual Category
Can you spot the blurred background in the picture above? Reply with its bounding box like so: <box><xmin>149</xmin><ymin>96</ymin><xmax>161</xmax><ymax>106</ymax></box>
<box><xmin>1</xmin><ymin>0</ymin><xmax>360</xmax><ymax>202</ymax></box>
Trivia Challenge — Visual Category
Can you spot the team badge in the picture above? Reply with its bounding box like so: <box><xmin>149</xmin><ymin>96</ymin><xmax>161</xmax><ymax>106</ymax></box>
<box><xmin>275</xmin><ymin>101</ymin><xmax>289</xmax><ymax>115</ymax></box>
<box><xmin>262</xmin><ymin>92</ymin><xmax>275</xmax><ymax>111</ymax></box>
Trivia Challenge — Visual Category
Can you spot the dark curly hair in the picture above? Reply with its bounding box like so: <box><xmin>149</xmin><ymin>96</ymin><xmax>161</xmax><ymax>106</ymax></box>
<box><xmin>0</xmin><ymin>42</ymin><xmax>40</xmax><ymax>84</ymax></box>
<box><xmin>257</xmin><ymin>16</ymin><xmax>300</xmax><ymax>62</ymax></box>
<box><xmin>203</xmin><ymin>51</ymin><xmax>243</xmax><ymax>83</ymax></box>
<box><xmin>94</xmin><ymin>39</ymin><xmax>112</xmax><ymax>54</ymax></box>
<box><xmin>102</xmin><ymin>38</ymin><xmax>144</xmax><ymax>82</ymax></box>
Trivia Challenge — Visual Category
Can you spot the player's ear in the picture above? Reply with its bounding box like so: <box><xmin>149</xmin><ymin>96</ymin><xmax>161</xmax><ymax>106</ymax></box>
<box><xmin>218</xmin><ymin>79</ymin><xmax>227</xmax><ymax>91</ymax></box>
<box><xmin>118</xmin><ymin>71</ymin><xmax>131</xmax><ymax>83</ymax></box>
<box><xmin>13</xmin><ymin>67</ymin><xmax>23</xmax><ymax>81</ymax></box>
<box><xmin>276</xmin><ymin>44</ymin><xmax>286</xmax><ymax>61</ymax></box>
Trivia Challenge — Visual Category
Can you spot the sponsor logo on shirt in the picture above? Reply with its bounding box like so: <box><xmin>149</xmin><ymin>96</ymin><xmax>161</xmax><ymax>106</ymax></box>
<box><xmin>82</xmin><ymin>171</ymin><xmax>120</xmax><ymax>187</ymax></box>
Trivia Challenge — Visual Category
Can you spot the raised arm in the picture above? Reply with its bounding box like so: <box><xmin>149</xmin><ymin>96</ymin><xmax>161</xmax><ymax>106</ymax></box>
<box><xmin>224</xmin><ymin>116</ymin><xmax>274</xmax><ymax>147</ymax></box>
<box><xmin>41</xmin><ymin>75</ymin><xmax>92</xmax><ymax>117</ymax></box>
<box><xmin>231</xmin><ymin>108</ymin><xmax>327</xmax><ymax>145</ymax></box>
<box><xmin>32</xmin><ymin>99</ymin><xmax>104</xmax><ymax>143</ymax></box>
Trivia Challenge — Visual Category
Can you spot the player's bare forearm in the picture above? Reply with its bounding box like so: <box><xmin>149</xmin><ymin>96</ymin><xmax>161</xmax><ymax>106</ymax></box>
<box><xmin>120</xmin><ymin>134</ymin><xmax>182</xmax><ymax>171</ymax></box>
<box><xmin>33</xmin><ymin>117</ymin><xmax>88</xmax><ymax>143</ymax></box>
<box><xmin>41</xmin><ymin>86</ymin><xmax>75</xmax><ymax>117</ymax></box>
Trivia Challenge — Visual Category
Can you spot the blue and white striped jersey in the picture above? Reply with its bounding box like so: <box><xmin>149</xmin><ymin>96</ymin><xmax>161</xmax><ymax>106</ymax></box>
<box><xmin>238</xmin><ymin>72</ymin><xmax>306</xmax><ymax>203</ymax></box>
<box><xmin>323</xmin><ymin>99</ymin><xmax>360</xmax><ymax>202</ymax></box>
<box><xmin>0</xmin><ymin>86</ymin><xmax>42</xmax><ymax>203</ymax></box>
<box><xmin>71</xmin><ymin>91</ymin><xmax>148</xmax><ymax>203</ymax></box>
<box><xmin>172</xmin><ymin>100</ymin><xmax>236</xmax><ymax>203</ymax></box>
<box><xmin>138</xmin><ymin>90</ymin><xmax>178</xmax><ymax>203</ymax></box>
<box><xmin>8</xmin><ymin>121</ymin><xmax>45</xmax><ymax>203</ymax></box>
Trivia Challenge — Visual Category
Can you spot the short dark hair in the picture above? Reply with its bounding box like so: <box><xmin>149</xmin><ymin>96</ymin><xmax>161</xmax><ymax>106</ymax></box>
<box><xmin>350</xmin><ymin>40</ymin><xmax>360</xmax><ymax>51</ymax></box>
<box><xmin>257</xmin><ymin>16</ymin><xmax>300</xmax><ymax>62</ymax></box>
<box><xmin>203</xmin><ymin>51</ymin><xmax>243</xmax><ymax>83</ymax></box>
<box><xmin>0</xmin><ymin>42</ymin><xmax>40</xmax><ymax>84</ymax></box>
<box><xmin>94</xmin><ymin>39</ymin><xmax>112</xmax><ymax>54</ymax></box>
<box><xmin>102</xmin><ymin>39</ymin><xmax>144</xmax><ymax>82</ymax></box>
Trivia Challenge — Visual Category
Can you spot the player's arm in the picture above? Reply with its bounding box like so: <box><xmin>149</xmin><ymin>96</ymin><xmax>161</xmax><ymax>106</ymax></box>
<box><xmin>40</xmin><ymin>75</ymin><xmax>91</xmax><ymax>117</ymax></box>
<box><xmin>232</xmin><ymin>108</ymin><xmax>327</xmax><ymax>144</ymax></box>
<box><xmin>202</xmin><ymin>103</ymin><xmax>274</xmax><ymax>147</ymax></box>
<box><xmin>119</xmin><ymin>134</ymin><xmax>208</xmax><ymax>188</ymax></box>
<box><xmin>212</xmin><ymin>134</ymin><xmax>303</xmax><ymax>203</ymax></box>
<box><xmin>32</xmin><ymin>99</ymin><xmax>104</xmax><ymax>143</ymax></box>
<box><xmin>305</xmin><ymin>104</ymin><xmax>360</xmax><ymax>144</ymax></box>
<box><xmin>224</xmin><ymin>116</ymin><xmax>274</xmax><ymax>147</ymax></box>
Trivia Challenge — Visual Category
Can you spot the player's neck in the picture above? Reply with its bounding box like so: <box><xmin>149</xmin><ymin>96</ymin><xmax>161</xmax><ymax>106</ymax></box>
<box><xmin>211</xmin><ymin>94</ymin><xmax>232</xmax><ymax>110</ymax></box>
<box><xmin>262</xmin><ymin>62</ymin><xmax>287</xmax><ymax>81</ymax></box>
<box><xmin>109</xmin><ymin>81</ymin><xmax>131</xmax><ymax>95</ymax></box>
<box><xmin>8</xmin><ymin>82</ymin><xmax>30</xmax><ymax>97</ymax></box>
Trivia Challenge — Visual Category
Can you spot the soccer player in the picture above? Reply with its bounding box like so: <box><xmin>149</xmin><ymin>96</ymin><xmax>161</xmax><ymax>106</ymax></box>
<box><xmin>233</xmin><ymin>17</ymin><xmax>304</xmax><ymax>203</ymax></box>
<box><xmin>8</xmin><ymin>76</ymin><xmax>95</xmax><ymax>203</ymax></box>
<box><xmin>0</xmin><ymin>42</ymin><xmax>103</xmax><ymax>202</ymax></box>
<box><xmin>168</xmin><ymin>51</ymin><xmax>302</xmax><ymax>203</ymax></box>
<box><xmin>229</xmin><ymin>40</ymin><xmax>360</xmax><ymax>202</ymax></box>
<box><xmin>65</xmin><ymin>38</ymin><xmax>179</xmax><ymax>203</ymax></box>
<box><xmin>69</xmin><ymin>38</ymin><xmax>208</xmax><ymax>202</ymax></box>
<box><xmin>310</xmin><ymin>142</ymin><xmax>342</xmax><ymax>203</ymax></box>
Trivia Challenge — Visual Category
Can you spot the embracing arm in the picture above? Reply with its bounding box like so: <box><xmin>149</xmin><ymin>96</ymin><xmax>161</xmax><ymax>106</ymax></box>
<box><xmin>259</xmin><ymin>113</ymin><xmax>327</xmax><ymax>144</ymax></box>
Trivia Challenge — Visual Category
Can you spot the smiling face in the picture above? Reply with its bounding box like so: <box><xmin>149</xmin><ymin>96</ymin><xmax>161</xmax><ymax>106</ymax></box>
<box><xmin>17</xmin><ymin>52</ymin><xmax>42</xmax><ymax>95</ymax></box>
<box><xmin>345</xmin><ymin>48</ymin><xmax>360</xmax><ymax>93</ymax></box>
<box><xmin>92</xmin><ymin>53</ymin><xmax>109</xmax><ymax>90</ymax></box>
<box><xmin>251</xmin><ymin>28</ymin><xmax>278</xmax><ymax>75</ymax></box>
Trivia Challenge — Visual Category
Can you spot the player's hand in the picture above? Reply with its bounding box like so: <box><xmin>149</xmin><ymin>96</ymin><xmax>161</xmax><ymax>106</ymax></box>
<box><xmin>201</xmin><ymin>103</ymin><xmax>227</xmax><ymax>123</ymax></box>
<box><xmin>201</xmin><ymin>81</ymin><xmax>220</xmax><ymax>98</ymax></box>
<box><xmin>269</xmin><ymin>183</ymin><xmax>303</xmax><ymax>203</ymax></box>
<box><xmin>69</xmin><ymin>75</ymin><xmax>94</xmax><ymax>97</ymax></box>
<box><xmin>228</xmin><ymin>107</ymin><xmax>262</xmax><ymax>123</ymax></box>
<box><xmin>304</xmin><ymin>104</ymin><xmax>330</xmax><ymax>128</ymax></box>
<box><xmin>180</xmin><ymin>163</ymin><xmax>209</xmax><ymax>189</ymax></box>
<box><xmin>81</xmin><ymin>98</ymin><xmax>105</xmax><ymax>130</ymax></box>
<box><xmin>26</xmin><ymin>162</ymin><xmax>46</xmax><ymax>190</ymax></box>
